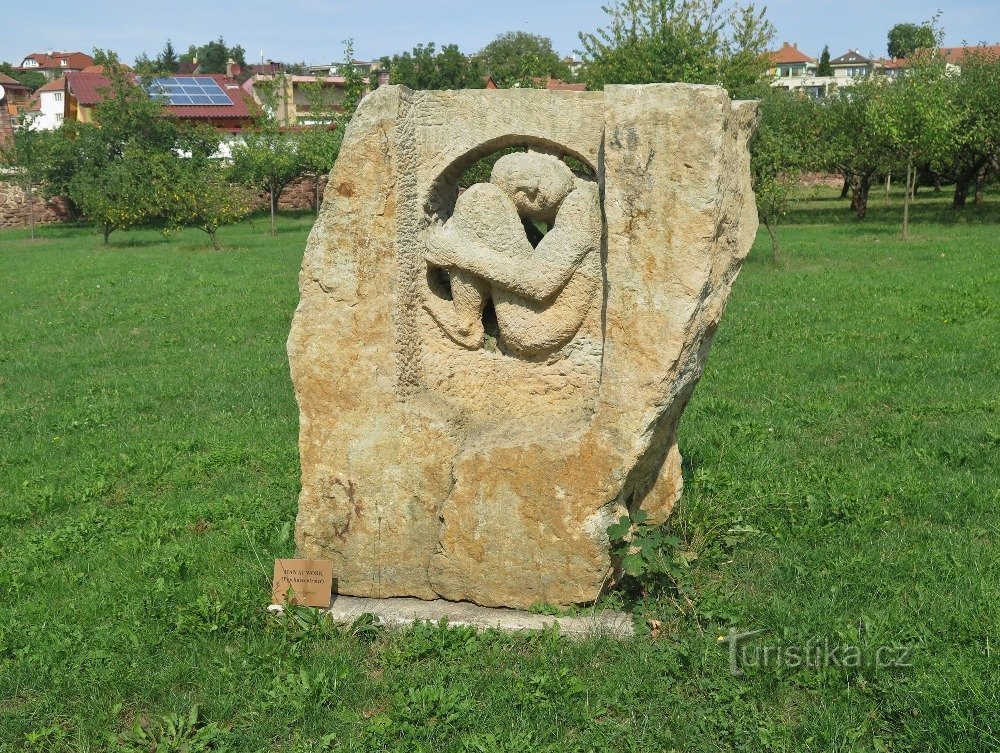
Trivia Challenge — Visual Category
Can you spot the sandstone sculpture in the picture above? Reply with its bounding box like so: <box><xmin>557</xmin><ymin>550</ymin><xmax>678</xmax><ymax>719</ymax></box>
<box><xmin>288</xmin><ymin>84</ymin><xmax>758</xmax><ymax>609</ymax></box>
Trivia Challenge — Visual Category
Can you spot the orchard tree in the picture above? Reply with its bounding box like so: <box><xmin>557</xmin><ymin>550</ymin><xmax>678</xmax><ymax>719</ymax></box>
<box><xmin>577</xmin><ymin>0</ymin><xmax>775</xmax><ymax>98</ymax></box>
<box><xmin>817</xmin><ymin>81</ymin><xmax>893</xmax><ymax>219</ymax></box>
<box><xmin>159</xmin><ymin>159</ymin><xmax>253</xmax><ymax>249</ymax></box>
<box><xmin>868</xmin><ymin>56</ymin><xmax>959</xmax><ymax>238</ymax></box>
<box><xmin>479</xmin><ymin>31</ymin><xmax>572</xmax><ymax>87</ymax></box>
<box><xmin>384</xmin><ymin>43</ymin><xmax>485</xmax><ymax>89</ymax></box>
<box><xmin>887</xmin><ymin>22</ymin><xmax>936</xmax><ymax>59</ymax></box>
<box><xmin>230</xmin><ymin>127</ymin><xmax>303</xmax><ymax>235</ymax></box>
<box><xmin>69</xmin><ymin>148</ymin><xmax>159</xmax><ymax>244</ymax></box>
<box><xmin>936</xmin><ymin>48</ymin><xmax>1000</xmax><ymax>208</ymax></box>
<box><xmin>750</xmin><ymin>91</ymin><xmax>819</xmax><ymax>262</ymax></box>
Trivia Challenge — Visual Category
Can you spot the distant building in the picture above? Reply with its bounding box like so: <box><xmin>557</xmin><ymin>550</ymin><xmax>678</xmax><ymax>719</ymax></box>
<box><xmin>830</xmin><ymin>50</ymin><xmax>874</xmax><ymax>78</ymax></box>
<box><xmin>562</xmin><ymin>56</ymin><xmax>585</xmax><ymax>77</ymax></box>
<box><xmin>27</xmin><ymin>76</ymin><xmax>67</xmax><ymax>130</ymax></box>
<box><xmin>242</xmin><ymin>73</ymin><xmax>348</xmax><ymax>126</ymax></box>
<box><xmin>932</xmin><ymin>44</ymin><xmax>1000</xmax><ymax>69</ymax></box>
<box><xmin>0</xmin><ymin>72</ymin><xmax>32</xmax><ymax>113</ymax></box>
<box><xmin>65</xmin><ymin>72</ymin><xmax>256</xmax><ymax>133</ymax></box>
<box><xmin>768</xmin><ymin>42</ymin><xmax>817</xmax><ymax>79</ymax></box>
<box><xmin>15</xmin><ymin>51</ymin><xmax>95</xmax><ymax>80</ymax></box>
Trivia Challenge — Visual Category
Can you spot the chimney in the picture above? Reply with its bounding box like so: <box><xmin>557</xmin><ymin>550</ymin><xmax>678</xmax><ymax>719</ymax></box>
<box><xmin>226</xmin><ymin>58</ymin><xmax>238</xmax><ymax>77</ymax></box>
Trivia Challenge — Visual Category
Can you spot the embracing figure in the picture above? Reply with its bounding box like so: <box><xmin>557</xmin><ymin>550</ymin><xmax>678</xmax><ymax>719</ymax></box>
<box><xmin>423</xmin><ymin>151</ymin><xmax>602</xmax><ymax>357</ymax></box>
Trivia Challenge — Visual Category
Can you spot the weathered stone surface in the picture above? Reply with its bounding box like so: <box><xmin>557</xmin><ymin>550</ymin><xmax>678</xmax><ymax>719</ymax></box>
<box><xmin>289</xmin><ymin>84</ymin><xmax>758</xmax><ymax>608</ymax></box>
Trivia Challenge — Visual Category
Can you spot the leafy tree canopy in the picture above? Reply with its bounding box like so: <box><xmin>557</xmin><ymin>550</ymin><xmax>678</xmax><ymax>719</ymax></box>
<box><xmin>91</xmin><ymin>48</ymin><xmax>120</xmax><ymax>66</ymax></box>
<box><xmin>478</xmin><ymin>31</ymin><xmax>572</xmax><ymax>87</ymax></box>
<box><xmin>181</xmin><ymin>37</ymin><xmax>247</xmax><ymax>74</ymax></box>
<box><xmin>817</xmin><ymin>45</ymin><xmax>832</xmax><ymax>76</ymax></box>
<box><xmin>384</xmin><ymin>42</ymin><xmax>485</xmax><ymax>90</ymax></box>
<box><xmin>0</xmin><ymin>62</ymin><xmax>46</xmax><ymax>91</ymax></box>
<box><xmin>887</xmin><ymin>22</ymin><xmax>936</xmax><ymax>59</ymax></box>
<box><xmin>577</xmin><ymin>0</ymin><xmax>775</xmax><ymax>98</ymax></box>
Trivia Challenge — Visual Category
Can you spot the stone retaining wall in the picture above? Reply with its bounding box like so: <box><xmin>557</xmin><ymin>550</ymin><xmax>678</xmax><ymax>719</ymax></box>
<box><xmin>0</xmin><ymin>182</ymin><xmax>73</xmax><ymax>230</ymax></box>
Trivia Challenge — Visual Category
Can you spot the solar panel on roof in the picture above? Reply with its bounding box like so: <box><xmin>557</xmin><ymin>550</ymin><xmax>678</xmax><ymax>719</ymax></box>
<box><xmin>145</xmin><ymin>76</ymin><xmax>233</xmax><ymax>106</ymax></box>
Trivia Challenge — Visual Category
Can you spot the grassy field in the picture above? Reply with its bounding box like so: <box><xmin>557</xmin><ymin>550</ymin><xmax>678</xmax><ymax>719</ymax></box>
<box><xmin>1</xmin><ymin>190</ymin><xmax>998</xmax><ymax>752</ymax></box>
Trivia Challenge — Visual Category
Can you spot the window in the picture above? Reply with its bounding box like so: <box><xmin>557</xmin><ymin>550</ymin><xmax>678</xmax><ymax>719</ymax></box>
<box><xmin>53</xmin><ymin>92</ymin><xmax>62</xmax><ymax>102</ymax></box>
<box><xmin>55</xmin><ymin>113</ymin><xmax>63</xmax><ymax>122</ymax></box>
<box><xmin>60</xmin><ymin>59</ymin><xmax>68</xmax><ymax>66</ymax></box>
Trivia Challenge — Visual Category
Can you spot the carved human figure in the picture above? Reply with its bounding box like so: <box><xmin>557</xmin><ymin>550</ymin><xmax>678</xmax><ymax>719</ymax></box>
<box><xmin>424</xmin><ymin>151</ymin><xmax>602</xmax><ymax>356</ymax></box>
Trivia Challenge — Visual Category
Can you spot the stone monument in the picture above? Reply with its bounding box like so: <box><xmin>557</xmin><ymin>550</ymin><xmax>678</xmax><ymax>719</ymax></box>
<box><xmin>288</xmin><ymin>84</ymin><xmax>758</xmax><ymax>609</ymax></box>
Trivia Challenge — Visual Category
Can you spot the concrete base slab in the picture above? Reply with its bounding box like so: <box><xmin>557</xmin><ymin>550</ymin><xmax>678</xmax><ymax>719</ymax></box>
<box><xmin>316</xmin><ymin>595</ymin><xmax>635</xmax><ymax>639</ymax></box>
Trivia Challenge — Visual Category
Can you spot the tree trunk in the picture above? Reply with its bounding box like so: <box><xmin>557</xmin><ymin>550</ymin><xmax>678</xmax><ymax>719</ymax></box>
<box><xmin>974</xmin><ymin>167</ymin><xmax>987</xmax><ymax>205</ymax></box>
<box><xmin>850</xmin><ymin>174</ymin><xmax>871</xmax><ymax>219</ymax></box>
<box><xmin>763</xmin><ymin>217</ymin><xmax>780</xmax><ymax>264</ymax></box>
<box><xmin>103</xmin><ymin>225</ymin><xmax>111</xmax><ymax>246</ymax></box>
<box><xmin>885</xmin><ymin>173</ymin><xmax>891</xmax><ymax>205</ymax></box>
<box><xmin>209</xmin><ymin>227</ymin><xmax>220</xmax><ymax>251</ymax></box>
<box><xmin>952</xmin><ymin>177</ymin><xmax>970</xmax><ymax>209</ymax></box>
<box><xmin>902</xmin><ymin>156</ymin><xmax>913</xmax><ymax>241</ymax></box>
<box><xmin>840</xmin><ymin>176</ymin><xmax>850</xmax><ymax>199</ymax></box>
<box><xmin>269</xmin><ymin>186</ymin><xmax>276</xmax><ymax>236</ymax></box>
<box><xmin>23</xmin><ymin>184</ymin><xmax>36</xmax><ymax>241</ymax></box>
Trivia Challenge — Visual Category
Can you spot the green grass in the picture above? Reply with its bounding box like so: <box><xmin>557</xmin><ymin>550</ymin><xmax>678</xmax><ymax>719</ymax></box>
<box><xmin>1</xmin><ymin>193</ymin><xmax>998</xmax><ymax>752</ymax></box>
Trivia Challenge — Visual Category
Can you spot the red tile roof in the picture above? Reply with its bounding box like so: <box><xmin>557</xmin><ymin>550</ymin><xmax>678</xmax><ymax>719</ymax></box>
<box><xmin>935</xmin><ymin>44</ymin><xmax>1000</xmax><ymax>65</ymax></box>
<box><xmin>769</xmin><ymin>42</ymin><xmax>815</xmax><ymax>65</ymax></box>
<box><xmin>17</xmin><ymin>51</ymin><xmax>94</xmax><ymax>71</ymax></box>
<box><xmin>66</xmin><ymin>72</ymin><xmax>256</xmax><ymax>123</ymax></box>
<box><xmin>532</xmin><ymin>76</ymin><xmax>587</xmax><ymax>91</ymax></box>
<box><xmin>36</xmin><ymin>76</ymin><xmax>67</xmax><ymax>94</ymax></box>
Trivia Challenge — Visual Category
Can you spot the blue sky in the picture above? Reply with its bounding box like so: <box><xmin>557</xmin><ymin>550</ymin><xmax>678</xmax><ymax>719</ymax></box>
<box><xmin>2</xmin><ymin>0</ymin><xmax>997</xmax><ymax>67</ymax></box>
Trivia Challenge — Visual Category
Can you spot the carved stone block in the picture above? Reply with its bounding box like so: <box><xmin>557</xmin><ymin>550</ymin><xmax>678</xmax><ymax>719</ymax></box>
<box><xmin>288</xmin><ymin>84</ymin><xmax>758</xmax><ymax>608</ymax></box>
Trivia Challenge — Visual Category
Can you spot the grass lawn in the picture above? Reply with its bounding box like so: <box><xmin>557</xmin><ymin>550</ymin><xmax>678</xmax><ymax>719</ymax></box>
<box><xmin>1</xmin><ymin>190</ymin><xmax>998</xmax><ymax>752</ymax></box>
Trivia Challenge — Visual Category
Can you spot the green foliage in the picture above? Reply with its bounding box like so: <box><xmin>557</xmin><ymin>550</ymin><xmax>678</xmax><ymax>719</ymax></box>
<box><xmin>68</xmin><ymin>147</ymin><xmax>160</xmax><ymax>244</ymax></box>
<box><xmin>0</xmin><ymin>61</ymin><xmax>46</xmax><ymax>91</ymax></box>
<box><xmin>934</xmin><ymin>48</ymin><xmax>1000</xmax><ymax>207</ymax></box>
<box><xmin>0</xmin><ymin>113</ymin><xmax>51</xmax><ymax>238</ymax></box>
<box><xmin>158</xmin><ymin>39</ymin><xmax>180</xmax><ymax>74</ymax></box>
<box><xmin>866</xmin><ymin>54</ymin><xmax>959</xmax><ymax>237</ymax></box>
<box><xmin>229</xmin><ymin>128</ymin><xmax>303</xmax><ymax>235</ymax></box>
<box><xmin>750</xmin><ymin>91</ymin><xmax>820</xmax><ymax>260</ymax></box>
<box><xmin>91</xmin><ymin>48</ymin><xmax>120</xmax><ymax>66</ymax></box>
<box><xmin>578</xmin><ymin>0</ymin><xmax>775</xmax><ymax>98</ymax></box>
<box><xmin>478</xmin><ymin>31</ymin><xmax>572</xmax><ymax>87</ymax></box>
<box><xmin>181</xmin><ymin>37</ymin><xmax>247</xmax><ymax>74</ymax></box>
<box><xmin>111</xmin><ymin>706</ymin><xmax>229</xmax><ymax>752</ymax></box>
<box><xmin>815</xmin><ymin>79</ymin><xmax>895</xmax><ymax>218</ymax></box>
<box><xmin>887</xmin><ymin>22</ymin><xmax>936</xmax><ymax>59</ymax></box>
<box><xmin>159</xmin><ymin>161</ymin><xmax>253</xmax><ymax>250</ymax></box>
<box><xmin>817</xmin><ymin>44</ymin><xmax>832</xmax><ymax>76</ymax></box>
<box><xmin>338</xmin><ymin>39</ymin><xmax>367</xmax><ymax>117</ymax></box>
<box><xmin>385</xmin><ymin>42</ymin><xmax>485</xmax><ymax>90</ymax></box>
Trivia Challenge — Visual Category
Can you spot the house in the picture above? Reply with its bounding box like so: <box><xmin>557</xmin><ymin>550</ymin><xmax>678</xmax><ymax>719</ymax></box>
<box><xmin>767</xmin><ymin>43</ymin><xmax>834</xmax><ymax>98</ymax></box>
<box><xmin>562</xmin><ymin>57</ymin><xmax>585</xmax><ymax>77</ymax></box>
<box><xmin>932</xmin><ymin>44</ymin><xmax>1000</xmax><ymax>70</ymax></box>
<box><xmin>15</xmin><ymin>51</ymin><xmax>95</xmax><ymax>80</ymax></box>
<box><xmin>830</xmin><ymin>50</ymin><xmax>874</xmax><ymax>79</ymax></box>
<box><xmin>27</xmin><ymin>76</ymin><xmax>67</xmax><ymax>130</ymax></box>
<box><xmin>242</xmin><ymin>73</ymin><xmax>347</xmax><ymax>126</ymax></box>
<box><xmin>65</xmin><ymin>72</ymin><xmax>257</xmax><ymax>134</ymax></box>
<box><xmin>0</xmin><ymin>72</ymin><xmax>32</xmax><ymax>112</ymax></box>
<box><xmin>768</xmin><ymin>42</ymin><xmax>816</xmax><ymax>79</ymax></box>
